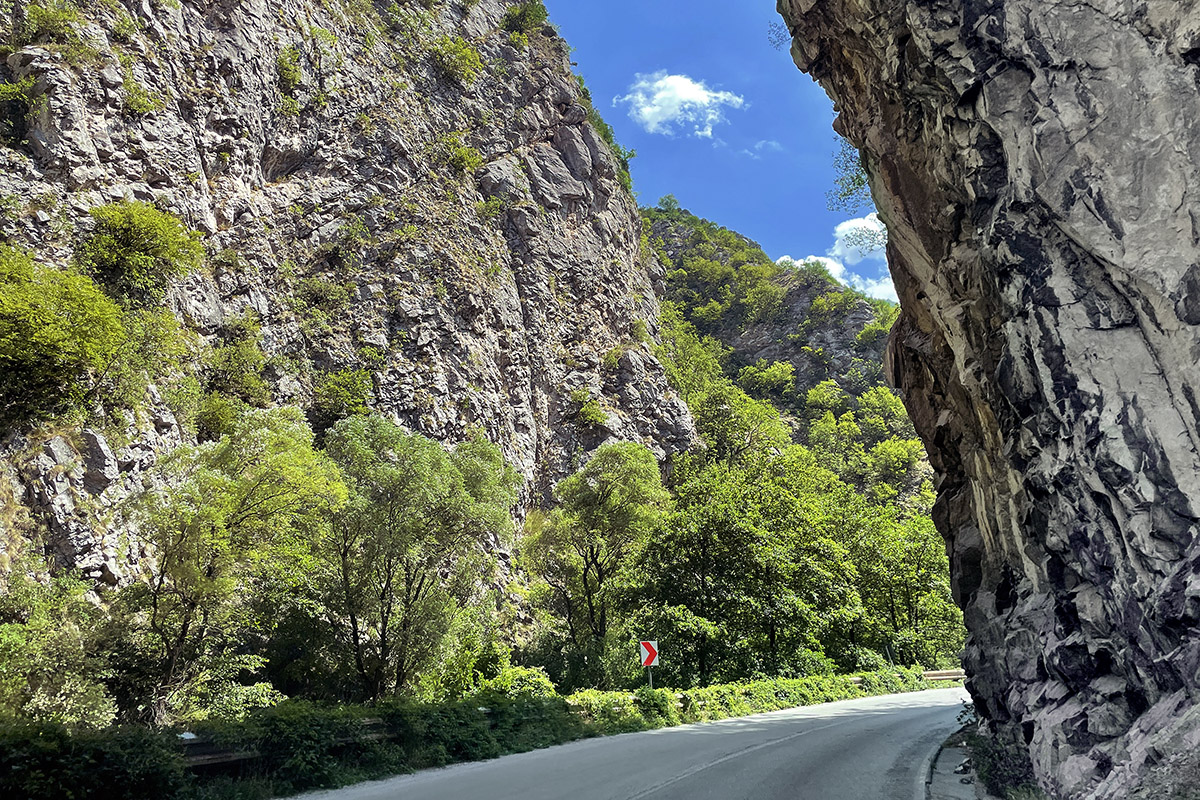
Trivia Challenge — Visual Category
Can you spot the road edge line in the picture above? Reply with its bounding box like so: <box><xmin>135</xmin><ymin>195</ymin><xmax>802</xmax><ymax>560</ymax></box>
<box><xmin>918</xmin><ymin>742</ymin><xmax>945</xmax><ymax>800</ymax></box>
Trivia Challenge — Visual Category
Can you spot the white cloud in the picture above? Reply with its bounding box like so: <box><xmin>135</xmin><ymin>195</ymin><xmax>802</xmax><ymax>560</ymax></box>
<box><xmin>738</xmin><ymin>139</ymin><xmax>786</xmax><ymax>159</ymax></box>
<box><xmin>829</xmin><ymin>213</ymin><xmax>887</xmax><ymax>266</ymax></box>
<box><xmin>777</xmin><ymin>213</ymin><xmax>897</xmax><ymax>302</ymax></box>
<box><xmin>614</xmin><ymin>71</ymin><xmax>745</xmax><ymax>138</ymax></box>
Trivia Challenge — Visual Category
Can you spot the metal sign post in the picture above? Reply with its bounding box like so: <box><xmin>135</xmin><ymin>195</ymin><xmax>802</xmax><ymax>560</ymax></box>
<box><xmin>639</xmin><ymin>640</ymin><xmax>659</xmax><ymax>688</ymax></box>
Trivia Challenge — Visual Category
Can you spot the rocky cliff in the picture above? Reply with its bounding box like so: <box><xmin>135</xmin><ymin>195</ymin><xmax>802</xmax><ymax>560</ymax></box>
<box><xmin>645</xmin><ymin>206</ymin><xmax>896</xmax><ymax>406</ymax></box>
<box><xmin>777</xmin><ymin>0</ymin><xmax>1200</xmax><ymax>797</ymax></box>
<box><xmin>0</xmin><ymin>0</ymin><xmax>695</xmax><ymax>581</ymax></box>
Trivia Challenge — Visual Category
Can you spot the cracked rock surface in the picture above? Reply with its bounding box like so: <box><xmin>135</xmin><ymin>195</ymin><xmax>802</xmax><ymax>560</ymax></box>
<box><xmin>0</xmin><ymin>0</ymin><xmax>696</xmax><ymax>576</ymax></box>
<box><xmin>778</xmin><ymin>0</ymin><xmax>1200</xmax><ymax>797</ymax></box>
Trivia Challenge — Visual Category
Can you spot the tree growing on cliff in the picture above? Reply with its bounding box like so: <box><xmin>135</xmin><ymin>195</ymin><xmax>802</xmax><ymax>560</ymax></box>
<box><xmin>0</xmin><ymin>245</ymin><xmax>126</xmax><ymax>428</ymax></box>
<box><xmin>74</xmin><ymin>200</ymin><xmax>203</xmax><ymax>307</ymax></box>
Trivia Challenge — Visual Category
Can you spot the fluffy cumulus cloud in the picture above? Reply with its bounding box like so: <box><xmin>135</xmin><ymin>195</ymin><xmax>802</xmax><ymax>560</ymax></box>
<box><xmin>778</xmin><ymin>213</ymin><xmax>898</xmax><ymax>302</ymax></box>
<box><xmin>614</xmin><ymin>72</ymin><xmax>745</xmax><ymax>138</ymax></box>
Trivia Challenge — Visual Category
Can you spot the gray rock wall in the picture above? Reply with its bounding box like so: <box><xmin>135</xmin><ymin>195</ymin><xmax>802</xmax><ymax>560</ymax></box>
<box><xmin>0</xmin><ymin>0</ymin><xmax>695</xmax><ymax>576</ymax></box>
<box><xmin>777</xmin><ymin>0</ymin><xmax>1200</xmax><ymax>797</ymax></box>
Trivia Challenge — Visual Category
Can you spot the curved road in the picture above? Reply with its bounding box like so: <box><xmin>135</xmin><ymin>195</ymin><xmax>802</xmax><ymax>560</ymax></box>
<box><xmin>304</xmin><ymin>688</ymin><xmax>969</xmax><ymax>800</ymax></box>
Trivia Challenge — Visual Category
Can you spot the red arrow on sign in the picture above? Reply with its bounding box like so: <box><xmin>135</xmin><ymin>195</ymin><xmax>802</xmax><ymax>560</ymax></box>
<box><xmin>639</xmin><ymin>640</ymin><xmax>659</xmax><ymax>667</ymax></box>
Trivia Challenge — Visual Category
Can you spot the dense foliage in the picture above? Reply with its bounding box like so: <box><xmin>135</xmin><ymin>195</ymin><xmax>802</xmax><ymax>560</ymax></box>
<box><xmin>516</xmin><ymin>303</ymin><xmax>961</xmax><ymax>692</ymax></box>
<box><xmin>74</xmin><ymin>200</ymin><xmax>203</xmax><ymax>307</ymax></box>
<box><xmin>0</xmin><ymin>245</ymin><xmax>125</xmax><ymax>427</ymax></box>
<box><xmin>0</xmin><ymin>668</ymin><xmax>931</xmax><ymax>800</ymax></box>
<box><xmin>0</xmin><ymin>182</ymin><xmax>960</xmax><ymax>798</ymax></box>
<box><xmin>643</xmin><ymin>196</ymin><xmax>790</xmax><ymax>329</ymax></box>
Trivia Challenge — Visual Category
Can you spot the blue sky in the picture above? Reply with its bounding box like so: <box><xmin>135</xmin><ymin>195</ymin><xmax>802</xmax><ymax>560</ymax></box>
<box><xmin>541</xmin><ymin>0</ymin><xmax>895</xmax><ymax>300</ymax></box>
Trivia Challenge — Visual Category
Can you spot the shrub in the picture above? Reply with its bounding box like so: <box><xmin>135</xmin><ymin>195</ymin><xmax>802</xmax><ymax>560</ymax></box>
<box><xmin>742</xmin><ymin>281</ymin><xmax>786</xmax><ymax>323</ymax></box>
<box><xmin>430</xmin><ymin>36</ymin><xmax>483</xmax><ymax>84</ymax></box>
<box><xmin>501</xmin><ymin>1</ymin><xmax>548</xmax><ymax>34</ymax></box>
<box><xmin>21</xmin><ymin>0</ymin><xmax>80</xmax><ymax>44</ymax></box>
<box><xmin>276</xmin><ymin>46</ymin><xmax>303</xmax><ymax>94</ymax></box>
<box><xmin>295</xmin><ymin>277</ymin><xmax>350</xmax><ymax>313</ymax></box>
<box><xmin>74</xmin><ymin>201</ymin><xmax>203</xmax><ymax>306</ymax></box>
<box><xmin>0</xmin><ymin>75</ymin><xmax>37</xmax><ymax>144</ymax></box>
<box><xmin>632</xmin><ymin>686</ymin><xmax>679</xmax><ymax>726</ymax></box>
<box><xmin>738</xmin><ymin>359</ymin><xmax>796</xmax><ymax>398</ymax></box>
<box><xmin>569</xmin><ymin>388</ymin><xmax>607</xmax><ymax>428</ymax></box>
<box><xmin>195</xmin><ymin>391</ymin><xmax>249</xmax><ymax>442</ymax></box>
<box><xmin>207</xmin><ymin>313</ymin><xmax>270</xmax><ymax>407</ymax></box>
<box><xmin>436</xmin><ymin>131</ymin><xmax>483</xmax><ymax>176</ymax></box>
<box><xmin>124</xmin><ymin>74</ymin><xmax>164</xmax><ymax>116</ymax></box>
<box><xmin>839</xmin><ymin>645</ymin><xmax>890</xmax><ymax>673</ymax></box>
<box><xmin>808</xmin><ymin>289</ymin><xmax>859</xmax><ymax>326</ymax></box>
<box><xmin>0</xmin><ymin>720</ymin><xmax>186</xmax><ymax>800</ymax></box>
<box><xmin>0</xmin><ymin>246</ymin><xmax>126</xmax><ymax>428</ymax></box>
<box><xmin>476</xmin><ymin>196</ymin><xmax>505</xmax><ymax>220</ymax></box>
<box><xmin>477</xmin><ymin>665</ymin><xmax>557</xmax><ymax>701</ymax></box>
<box><xmin>311</xmin><ymin>368</ymin><xmax>372</xmax><ymax>431</ymax></box>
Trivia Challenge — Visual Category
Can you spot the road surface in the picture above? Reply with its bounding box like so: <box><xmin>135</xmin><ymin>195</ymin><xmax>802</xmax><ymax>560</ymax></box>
<box><xmin>303</xmin><ymin>687</ymin><xmax>969</xmax><ymax>800</ymax></box>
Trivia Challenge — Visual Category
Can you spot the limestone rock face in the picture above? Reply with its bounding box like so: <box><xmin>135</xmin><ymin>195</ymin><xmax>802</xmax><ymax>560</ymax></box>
<box><xmin>0</xmin><ymin>0</ymin><xmax>695</xmax><ymax>573</ymax></box>
<box><xmin>778</xmin><ymin>0</ymin><xmax>1200</xmax><ymax>796</ymax></box>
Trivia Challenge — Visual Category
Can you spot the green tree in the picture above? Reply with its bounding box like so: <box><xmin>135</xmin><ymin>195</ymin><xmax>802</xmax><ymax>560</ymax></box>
<box><xmin>319</xmin><ymin>417</ymin><xmax>519</xmax><ymax>700</ymax></box>
<box><xmin>74</xmin><ymin>200</ymin><xmax>203</xmax><ymax>306</ymax></box>
<box><xmin>0</xmin><ymin>246</ymin><xmax>126</xmax><ymax>428</ymax></box>
<box><xmin>521</xmin><ymin>442</ymin><xmax>669</xmax><ymax>689</ymax></box>
<box><xmin>737</xmin><ymin>359</ymin><xmax>795</xmax><ymax>399</ymax></box>
<box><xmin>118</xmin><ymin>406</ymin><xmax>345</xmax><ymax>724</ymax></box>
<box><xmin>0</xmin><ymin>554</ymin><xmax>116</xmax><ymax>726</ymax></box>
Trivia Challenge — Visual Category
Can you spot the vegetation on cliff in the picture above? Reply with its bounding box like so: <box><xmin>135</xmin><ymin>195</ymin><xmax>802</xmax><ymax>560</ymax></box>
<box><xmin>0</xmin><ymin>0</ymin><xmax>963</xmax><ymax>796</ymax></box>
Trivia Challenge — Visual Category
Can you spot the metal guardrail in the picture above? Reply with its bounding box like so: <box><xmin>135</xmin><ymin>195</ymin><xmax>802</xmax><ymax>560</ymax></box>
<box><xmin>181</xmin><ymin>671</ymin><xmax>968</xmax><ymax>767</ymax></box>
<box><xmin>847</xmin><ymin>669</ymin><xmax>966</xmax><ymax>686</ymax></box>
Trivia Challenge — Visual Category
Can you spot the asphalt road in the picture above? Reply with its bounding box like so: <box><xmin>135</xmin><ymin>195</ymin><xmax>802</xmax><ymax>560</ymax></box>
<box><xmin>301</xmin><ymin>687</ymin><xmax>970</xmax><ymax>800</ymax></box>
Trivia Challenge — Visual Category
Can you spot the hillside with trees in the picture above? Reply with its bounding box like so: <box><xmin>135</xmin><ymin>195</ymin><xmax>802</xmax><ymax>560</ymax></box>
<box><xmin>0</xmin><ymin>0</ymin><xmax>962</xmax><ymax>795</ymax></box>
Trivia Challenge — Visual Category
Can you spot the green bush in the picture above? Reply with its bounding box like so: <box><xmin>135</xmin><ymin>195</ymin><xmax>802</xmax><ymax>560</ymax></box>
<box><xmin>0</xmin><ymin>245</ymin><xmax>126</xmax><ymax>428</ymax></box>
<box><xmin>295</xmin><ymin>277</ymin><xmax>350</xmax><ymax>312</ymax></box>
<box><xmin>477</xmin><ymin>665</ymin><xmax>557</xmax><ymax>700</ymax></box>
<box><xmin>569</xmin><ymin>388</ymin><xmax>607</xmax><ymax>428</ymax></box>
<box><xmin>21</xmin><ymin>0</ymin><xmax>80</xmax><ymax>44</ymax></box>
<box><xmin>430</xmin><ymin>36</ymin><xmax>483</xmax><ymax>84</ymax></box>
<box><xmin>208</xmin><ymin>315</ymin><xmax>270</xmax><ymax>408</ymax></box>
<box><xmin>194</xmin><ymin>391</ymin><xmax>248</xmax><ymax>442</ymax></box>
<box><xmin>436</xmin><ymin>131</ymin><xmax>483</xmax><ymax>176</ymax></box>
<box><xmin>501</xmin><ymin>1</ymin><xmax>548</xmax><ymax>34</ymax></box>
<box><xmin>74</xmin><ymin>201</ymin><xmax>203</xmax><ymax>306</ymax></box>
<box><xmin>124</xmin><ymin>73</ymin><xmax>165</xmax><ymax>116</ymax></box>
<box><xmin>0</xmin><ymin>75</ymin><xmax>37</xmax><ymax>144</ymax></box>
<box><xmin>0</xmin><ymin>720</ymin><xmax>186</xmax><ymax>800</ymax></box>
<box><xmin>632</xmin><ymin>686</ymin><xmax>679</xmax><ymax>726</ymax></box>
<box><xmin>276</xmin><ymin>46</ymin><xmax>302</xmax><ymax>95</ymax></box>
<box><xmin>312</xmin><ymin>368</ymin><xmax>372</xmax><ymax>430</ymax></box>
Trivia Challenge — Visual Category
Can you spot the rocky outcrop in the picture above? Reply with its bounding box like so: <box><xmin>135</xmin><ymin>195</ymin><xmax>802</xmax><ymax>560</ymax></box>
<box><xmin>647</xmin><ymin>211</ymin><xmax>894</xmax><ymax>403</ymax></box>
<box><xmin>0</xmin><ymin>0</ymin><xmax>695</xmax><ymax>574</ymax></box>
<box><xmin>777</xmin><ymin>0</ymin><xmax>1200</xmax><ymax>796</ymax></box>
